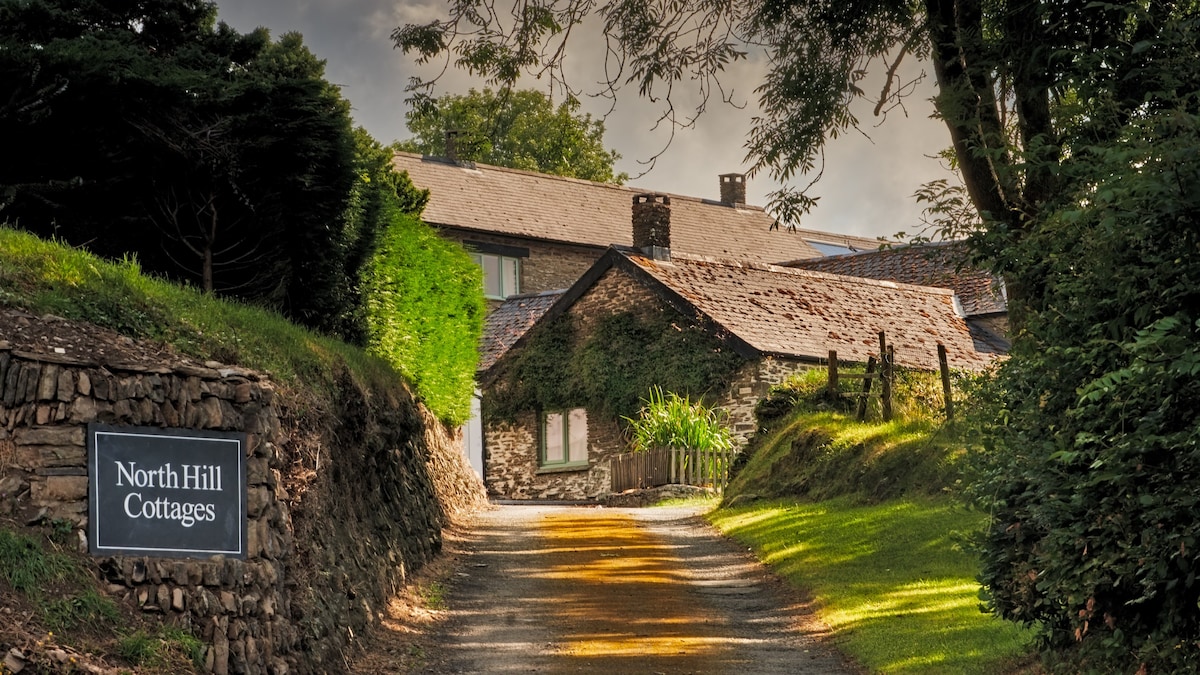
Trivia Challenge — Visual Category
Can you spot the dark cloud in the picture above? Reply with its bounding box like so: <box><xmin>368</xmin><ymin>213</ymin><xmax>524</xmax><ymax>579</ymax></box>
<box><xmin>215</xmin><ymin>0</ymin><xmax>954</xmax><ymax>239</ymax></box>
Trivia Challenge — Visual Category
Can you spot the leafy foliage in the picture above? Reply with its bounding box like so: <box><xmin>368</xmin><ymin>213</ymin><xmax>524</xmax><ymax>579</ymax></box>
<box><xmin>396</xmin><ymin>87</ymin><xmax>627</xmax><ymax>183</ymax></box>
<box><xmin>965</xmin><ymin>111</ymin><xmax>1200</xmax><ymax>671</ymax></box>
<box><xmin>624</xmin><ymin>386</ymin><xmax>733</xmax><ymax>453</ymax></box>
<box><xmin>361</xmin><ymin>209</ymin><xmax>485</xmax><ymax>425</ymax></box>
<box><xmin>0</xmin><ymin>0</ymin><xmax>434</xmax><ymax>341</ymax></box>
<box><xmin>335</xmin><ymin>128</ymin><xmax>430</xmax><ymax>343</ymax></box>
<box><xmin>485</xmin><ymin>310</ymin><xmax>745</xmax><ymax>424</ymax></box>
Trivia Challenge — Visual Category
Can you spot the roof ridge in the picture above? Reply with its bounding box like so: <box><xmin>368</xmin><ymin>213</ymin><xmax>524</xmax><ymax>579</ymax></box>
<box><xmin>392</xmin><ymin>151</ymin><xmax>768</xmax><ymax>212</ymax></box>
<box><xmin>797</xmin><ymin>239</ymin><xmax>965</xmax><ymax>262</ymax></box>
<box><xmin>657</xmin><ymin>250</ymin><xmax>957</xmax><ymax>296</ymax></box>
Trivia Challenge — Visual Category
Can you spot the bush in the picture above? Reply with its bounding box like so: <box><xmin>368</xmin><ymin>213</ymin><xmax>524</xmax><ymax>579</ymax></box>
<box><xmin>361</xmin><ymin>207</ymin><xmax>485</xmax><ymax>425</ymax></box>
<box><xmin>966</xmin><ymin>112</ymin><xmax>1200</xmax><ymax>672</ymax></box>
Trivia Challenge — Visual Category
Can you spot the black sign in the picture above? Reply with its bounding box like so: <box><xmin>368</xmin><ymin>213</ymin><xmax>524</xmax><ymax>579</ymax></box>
<box><xmin>88</xmin><ymin>424</ymin><xmax>247</xmax><ymax>559</ymax></box>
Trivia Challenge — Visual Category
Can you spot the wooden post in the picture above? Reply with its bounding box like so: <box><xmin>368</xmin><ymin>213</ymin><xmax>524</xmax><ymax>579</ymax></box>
<box><xmin>882</xmin><ymin>344</ymin><xmax>894</xmax><ymax>422</ymax></box>
<box><xmin>827</xmin><ymin>350</ymin><xmax>839</xmax><ymax>398</ymax></box>
<box><xmin>856</xmin><ymin>356</ymin><xmax>877</xmax><ymax>421</ymax></box>
<box><xmin>938</xmin><ymin>344</ymin><xmax>955</xmax><ymax>421</ymax></box>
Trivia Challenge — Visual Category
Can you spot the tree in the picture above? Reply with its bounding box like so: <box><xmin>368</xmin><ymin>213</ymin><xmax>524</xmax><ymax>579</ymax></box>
<box><xmin>394</xmin><ymin>1</ymin><xmax>1200</xmax><ymax>669</ymax></box>
<box><xmin>0</xmin><ymin>0</ymin><xmax>360</xmax><ymax>336</ymax></box>
<box><xmin>395</xmin><ymin>88</ymin><xmax>627</xmax><ymax>183</ymax></box>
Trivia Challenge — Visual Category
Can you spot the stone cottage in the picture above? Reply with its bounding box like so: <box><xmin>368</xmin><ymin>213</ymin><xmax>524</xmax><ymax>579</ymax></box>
<box><xmin>475</xmin><ymin>194</ymin><xmax>1002</xmax><ymax>501</ymax></box>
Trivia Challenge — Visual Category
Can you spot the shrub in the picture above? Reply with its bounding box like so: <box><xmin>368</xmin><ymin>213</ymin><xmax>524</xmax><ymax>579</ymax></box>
<box><xmin>966</xmin><ymin>112</ymin><xmax>1200</xmax><ymax>672</ymax></box>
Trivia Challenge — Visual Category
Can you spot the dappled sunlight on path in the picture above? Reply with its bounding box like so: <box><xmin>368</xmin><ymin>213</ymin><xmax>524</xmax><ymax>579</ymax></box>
<box><xmin>416</xmin><ymin>504</ymin><xmax>856</xmax><ymax>674</ymax></box>
<box><xmin>537</xmin><ymin>511</ymin><xmax>730</xmax><ymax>667</ymax></box>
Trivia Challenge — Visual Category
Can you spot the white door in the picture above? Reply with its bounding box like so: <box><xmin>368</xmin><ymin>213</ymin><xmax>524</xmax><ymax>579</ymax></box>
<box><xmin>461</xmin><ymin>389</ymin><xmax>484</xmax><ymax>479</ymax></box>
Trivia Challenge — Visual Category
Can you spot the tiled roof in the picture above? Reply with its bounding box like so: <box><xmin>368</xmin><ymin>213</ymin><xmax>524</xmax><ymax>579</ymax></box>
<box><xmin>479</xmin><ymin>290</ymin><xmax>564</xmax><ymax>373</ymax></box>
<box><xmin>621</xmin><ymin>250</ymin><xmax>998</xmax><ymax>371</ymax></box>
<box><xmin>783</xmin><ymin>241</ymin><xmax>1007</xmax><ymax>316</ymax></box>
<box><xmin>392</xmin><ymin>153</ymin><xmax>823</xmax><ymax>264</ymax></box>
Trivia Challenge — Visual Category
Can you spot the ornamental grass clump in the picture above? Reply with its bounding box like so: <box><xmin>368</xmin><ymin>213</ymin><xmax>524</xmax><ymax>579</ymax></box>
<box><xmin>625</xmin><ymin>387</ymin><xmax>733</xmax><ymax>452</ymax></box>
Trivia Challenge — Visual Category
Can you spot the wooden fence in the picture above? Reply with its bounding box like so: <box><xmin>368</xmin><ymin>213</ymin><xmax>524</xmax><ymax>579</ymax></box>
<box><xmin>827</xmin><ymin>331</ymin><xmax>956</xmax><ymax>421</ymax></box>
<box><xmin>610</xmin><ymin>446</ymin><xmax>736</xmax><ymax>494</ymax></box>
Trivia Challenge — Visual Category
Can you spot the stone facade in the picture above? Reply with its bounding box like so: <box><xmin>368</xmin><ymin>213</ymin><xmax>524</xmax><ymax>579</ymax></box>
<box><xmin>715</xmin><ymin>357</ymin><xmax>816</xmax><ymax>444</ymax></box>
<box><xmin>439</xmin><ymin>227</ymin><xmax>603</xmax><ymax>300</ymax></box>
<box><xmin>482</xmin><ymin>412</ymin><xmax>622</xmax><ymax>501</ymax></box>
<box><xmin>482</xmin><ymin>268</ymin><xmax>663</xmax><ymax>501</ymax></box>
<box><xmin>0</xmin><ymin>337</ymin><xmax>486</xmax><ymax>674</ymax></box>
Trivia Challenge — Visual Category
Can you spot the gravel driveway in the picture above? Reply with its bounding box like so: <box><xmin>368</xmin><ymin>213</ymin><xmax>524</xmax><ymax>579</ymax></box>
<box><xmin>401</xmin><ymin>503</ymin><xmax>860</xmax><ymax>674</ymax></box>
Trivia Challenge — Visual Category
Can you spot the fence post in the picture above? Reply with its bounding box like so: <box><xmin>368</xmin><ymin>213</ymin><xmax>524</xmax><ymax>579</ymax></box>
<box><xmin>882</xmin><ymin>344</ymin><xmax>894</xmax><ymax>422</ymax></box>
<box><xmin>938</xmin><ymin>343</ymin><xmax>955</xmax><ymax>421</ymax></box>
<box><xmin>856</xmin><ymin>356</ymin><xmax>877</xmax><ymax>421</ymax></box>
<box><xmin>828</xmin><ymin>350</ymin><xmax>839</xmax><ymax>398</ymax></box>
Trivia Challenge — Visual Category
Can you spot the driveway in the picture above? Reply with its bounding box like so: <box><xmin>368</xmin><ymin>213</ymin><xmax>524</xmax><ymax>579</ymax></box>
<box><xmin>392</xmin><ymin>503</ymin><xmax>859</xmax><ymax>674</ymax></box>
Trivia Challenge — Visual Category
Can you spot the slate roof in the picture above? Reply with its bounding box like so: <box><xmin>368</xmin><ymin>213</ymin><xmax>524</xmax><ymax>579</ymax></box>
<box><xmin>783</xmin><ymin>241</ymin><xmax>1007</xmax><ymax>316</ymax></box>
<box><xmin>478</xmin><ymin>290</ymin><xmax>564</xmax><ymax>373</ymax></box>
<box><xmin>392</xmin><ymin>153</ymin><xmax>824</xmax><ymax>264</ymax></box>
<box><xmin>792</xmin><ymin>228</ymin><xmax>888</xmax><ymax>256</ymax></box>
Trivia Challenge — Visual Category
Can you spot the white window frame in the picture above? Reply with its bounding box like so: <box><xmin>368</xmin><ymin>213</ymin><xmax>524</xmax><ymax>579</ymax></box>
<box><xmin>469</xmin><ymin>251</ymin><xmax>521</xmax><ymax>300</ymax></box>
<box><xmin>540</xmin><ymin>408</ymin><xmax>589</xmax><ymax>469</ymax></box>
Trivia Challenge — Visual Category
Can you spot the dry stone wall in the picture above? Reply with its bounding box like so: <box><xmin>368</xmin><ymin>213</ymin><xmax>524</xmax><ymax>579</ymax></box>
<box><xmin>0</xmin><ymin>328</ymin><xmax>486</xmax><ymax>675</ymax></box>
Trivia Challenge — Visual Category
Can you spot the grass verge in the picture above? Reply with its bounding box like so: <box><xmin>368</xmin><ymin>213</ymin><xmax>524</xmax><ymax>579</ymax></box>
<box><xmin>710</xmin><ymin>498</ymin><xmax>1034</xmax><ymax>674</ymax></box>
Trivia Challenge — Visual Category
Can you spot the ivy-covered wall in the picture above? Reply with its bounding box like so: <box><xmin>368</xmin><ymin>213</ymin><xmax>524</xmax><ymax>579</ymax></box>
<box><xmin>484</xmin><ymin>268</ymin><xmax>746</xmax><ymax>425</ymax></box>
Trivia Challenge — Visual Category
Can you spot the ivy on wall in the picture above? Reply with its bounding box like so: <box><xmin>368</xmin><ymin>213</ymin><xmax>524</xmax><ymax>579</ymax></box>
<box><xmin>485</xmin><ymin>309</ymin><xmax>746</xmax><ymax>423</ymax></box>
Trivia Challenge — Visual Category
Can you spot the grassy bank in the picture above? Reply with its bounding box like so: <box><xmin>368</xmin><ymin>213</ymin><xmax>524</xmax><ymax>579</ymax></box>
<box><xmin>708</xmin><ymin>373</ymin><xmax>1036</xmax><ymax>674</ymax></box>
<box><xmin>0</xmin><ymin>228</ymin><xmax>402</xmax><ymax>399</ymax></box>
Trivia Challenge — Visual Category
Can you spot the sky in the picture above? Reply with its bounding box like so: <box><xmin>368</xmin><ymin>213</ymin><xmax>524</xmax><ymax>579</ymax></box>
<box><xmin>213</xmin><ymin>0</ymin><xmax>957</xmax><ymax>240</ymax></box>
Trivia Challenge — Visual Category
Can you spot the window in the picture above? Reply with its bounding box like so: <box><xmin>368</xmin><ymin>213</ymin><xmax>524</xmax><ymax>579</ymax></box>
<box><xmin>541</xmin><ymin>408</ymin><xmax>589</xmax><ymax>468</ymax></box>
<box><xmin>469</xmin><ymin>252</ymin><xmax>520</xmax><ymax>299</ymax></box>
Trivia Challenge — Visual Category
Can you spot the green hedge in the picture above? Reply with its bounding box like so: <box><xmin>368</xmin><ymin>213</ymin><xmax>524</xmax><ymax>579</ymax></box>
<box><xmin>361</xmin><ymin>207</ymin><xmax>484</xmax><ymax>425</ymax></box>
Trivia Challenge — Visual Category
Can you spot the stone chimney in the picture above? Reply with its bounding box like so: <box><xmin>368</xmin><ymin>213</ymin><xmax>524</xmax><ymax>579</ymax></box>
<box><xmin>720</xmin><ymin>173</ymin><xmax>746</xmax><ymax>206</ymax></box>
<box><xmin>444</xmin><ymin>129</ymin><xmax>461</xmax><ymax>163</ymax></box>
<box><xmin>632</xmin><ymin>193</ymin><xmax>671</xmax><ymax>261</ymax></box>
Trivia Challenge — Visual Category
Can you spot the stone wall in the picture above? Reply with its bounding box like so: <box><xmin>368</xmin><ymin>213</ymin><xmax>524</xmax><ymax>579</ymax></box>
<box><xmin>440</xmin><ymin>228</ymin><xmax>603</xmax><ymax>297</ymax></box>
<box><xmin>0</xmin><ymin>328</ymin><xmax>486</xmax><ymax>674</ymax></box>
<box><xmin>715</xmin><ymin>357</ymin><xmax>815</xmax><ymax>445</ymax></box>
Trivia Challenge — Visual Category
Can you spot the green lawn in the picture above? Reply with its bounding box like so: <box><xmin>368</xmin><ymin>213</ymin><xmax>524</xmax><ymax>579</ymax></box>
<box><xmin>710</xmin><ymin>498</ymin><xmax>1035</xmax><ymax>674</ymax></box>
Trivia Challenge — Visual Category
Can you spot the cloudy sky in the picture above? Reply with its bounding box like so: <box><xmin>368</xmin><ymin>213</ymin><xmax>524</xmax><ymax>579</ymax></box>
<box><xmin>214</xmin><ymin>0</ymin><xmax>956</xmax><ymax>240</ymax></box>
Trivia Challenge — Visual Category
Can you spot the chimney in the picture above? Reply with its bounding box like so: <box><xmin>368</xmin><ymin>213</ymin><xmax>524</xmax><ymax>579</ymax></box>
<box><xmin>444</xmin><ymin>129</ymin><xmax>460</xmax><ymax>163</ymax></box>
<box><xmin>632</xmin><ymin>193</ymin><xmax>671</xmax><ymax>261</ymax></box>
<box><xmin>720</xmin><ymin>173</ymin><xmax>746</xmax><ymax>206</ymax></box>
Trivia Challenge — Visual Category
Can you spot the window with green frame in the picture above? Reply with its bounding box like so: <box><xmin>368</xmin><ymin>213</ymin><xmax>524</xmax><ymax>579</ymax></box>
<box><xmin>541</xmin><ymin>408</ymin><xmax>589</xmax><ymax>467</ymax></box>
